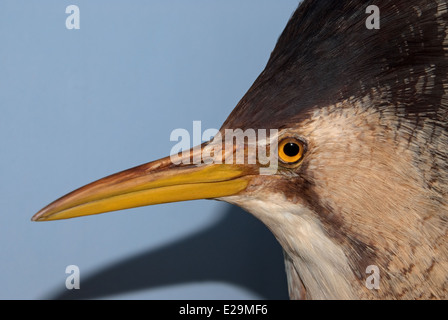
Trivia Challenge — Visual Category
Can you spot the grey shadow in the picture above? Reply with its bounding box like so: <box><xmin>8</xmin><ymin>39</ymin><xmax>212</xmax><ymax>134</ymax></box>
<box><xmin>50</xmin><ymin>205</ymin><xmax>289</xmax><ymax>299</ymax></box>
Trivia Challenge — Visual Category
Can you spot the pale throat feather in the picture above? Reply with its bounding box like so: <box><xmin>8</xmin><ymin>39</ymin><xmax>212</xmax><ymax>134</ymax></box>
<box><xmin>223</xmin><ymin>193</ymin><xmax>358</xmax><ymax>300</ymax></box>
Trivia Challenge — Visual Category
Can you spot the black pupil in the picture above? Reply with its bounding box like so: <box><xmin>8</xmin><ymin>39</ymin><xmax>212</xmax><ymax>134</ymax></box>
<box><xmin>283</xmin><ymin>142</ymin><xmax>300</xmax><ymax>157</ymax></box>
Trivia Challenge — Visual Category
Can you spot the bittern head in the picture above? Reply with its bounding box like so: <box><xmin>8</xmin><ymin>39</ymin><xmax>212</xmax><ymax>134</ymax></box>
<box><xmin>33</xmin><ymin>0</ymin><xmax>448</xmax><ymax>299</ymax></box>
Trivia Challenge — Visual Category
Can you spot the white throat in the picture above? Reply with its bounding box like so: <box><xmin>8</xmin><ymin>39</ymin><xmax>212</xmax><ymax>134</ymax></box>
<box><xmin>222</xmin><ymin>193</ymin><xmax>357</xmax><ymax>299</ymax></box>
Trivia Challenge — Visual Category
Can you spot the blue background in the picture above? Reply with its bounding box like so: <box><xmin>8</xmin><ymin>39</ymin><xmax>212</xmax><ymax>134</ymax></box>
<box><xmin>0</xmin><ymin>0</ymin><xmax>299</xmax><ymax>299</ymax></box>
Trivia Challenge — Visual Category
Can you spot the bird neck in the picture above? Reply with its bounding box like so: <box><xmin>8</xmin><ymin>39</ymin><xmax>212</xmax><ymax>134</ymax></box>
<box><xmin>225</xmin><ymin>187</ymin><xmax>448</xmax><ymax>299</ymax></box>
<box><xmin>224</xmin><ymin>194</ymin><xmax>359</xmax><ymax>299</ymax></box>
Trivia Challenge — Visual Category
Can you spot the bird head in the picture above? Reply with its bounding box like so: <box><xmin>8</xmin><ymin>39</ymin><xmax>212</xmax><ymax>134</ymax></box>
<box><xmin>33</xmin><ymin>0</ymin><xmax>448</xmax><ymax>299</ymax></box>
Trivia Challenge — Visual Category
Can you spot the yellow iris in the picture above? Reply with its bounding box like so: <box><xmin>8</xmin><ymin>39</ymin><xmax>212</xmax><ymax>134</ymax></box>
<box><xmin>278</xmin><ymin>138</ymin><xmax>305</xmax><ymax>164</ymax></box>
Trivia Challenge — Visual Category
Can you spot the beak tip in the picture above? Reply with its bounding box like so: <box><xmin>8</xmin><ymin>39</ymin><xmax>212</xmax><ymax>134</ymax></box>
<box><xmin>31</xmin><ymin>209</ymin><xmax>48</xmax><ymax>222</ymax></box>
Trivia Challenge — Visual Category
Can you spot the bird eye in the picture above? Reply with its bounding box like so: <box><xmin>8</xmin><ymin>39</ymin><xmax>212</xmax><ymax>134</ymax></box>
<box><xmin>278</xmin><ymin>138</ymin><xmax>305</xmax><ymax>164</ymax></box>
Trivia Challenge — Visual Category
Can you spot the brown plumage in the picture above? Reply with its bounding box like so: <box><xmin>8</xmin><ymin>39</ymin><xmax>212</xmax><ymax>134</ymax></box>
<box><xmin>221</xmin><ymin>0</ymin><xmax>448</xmax><ymax>299</ymax></box>
<box><xmin>34</xmin><ymin>0</ymin><xmax>448</xmax><ymax>299</ymax></box>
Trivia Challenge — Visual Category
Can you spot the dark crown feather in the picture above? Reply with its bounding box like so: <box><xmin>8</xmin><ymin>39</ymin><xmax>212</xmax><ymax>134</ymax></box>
<box><xmin>222</xmin><ymin>0</ymin><xmax>448</xmax><ymax>130</ymax></box>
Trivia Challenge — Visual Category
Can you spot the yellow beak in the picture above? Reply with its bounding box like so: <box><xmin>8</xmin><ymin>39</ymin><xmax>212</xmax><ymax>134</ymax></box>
<box><xmin>32</xmin><ymin>146</ymin><xmax>253</xmax><ymax>221</ymax></box>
